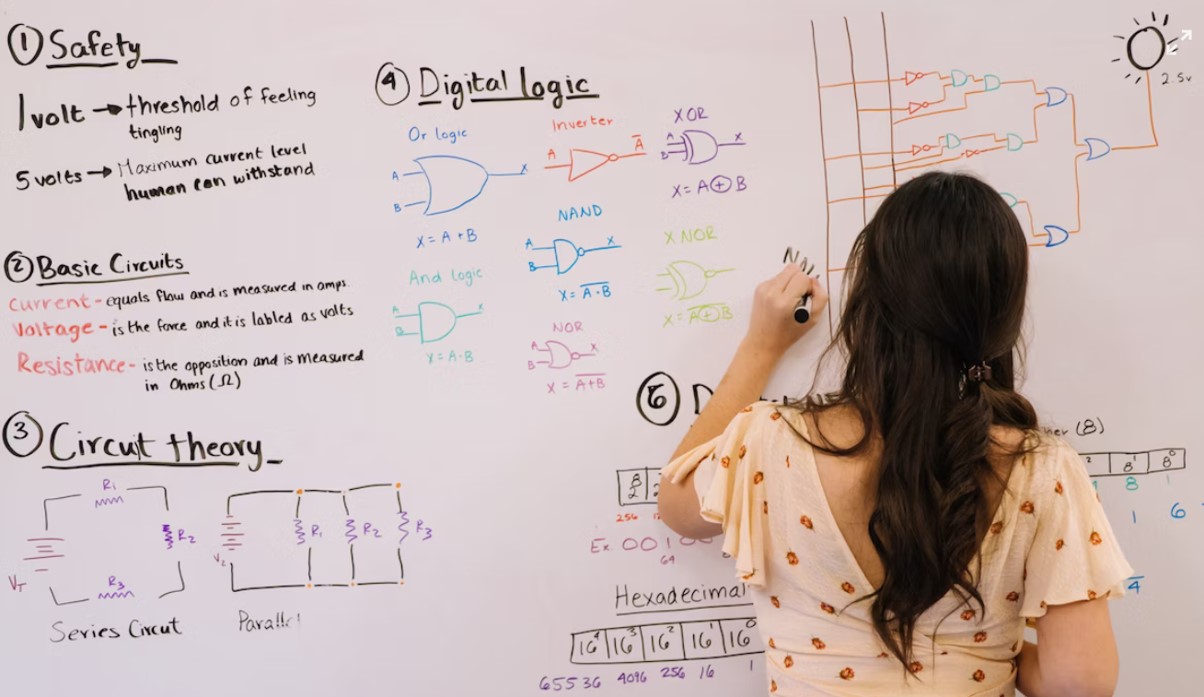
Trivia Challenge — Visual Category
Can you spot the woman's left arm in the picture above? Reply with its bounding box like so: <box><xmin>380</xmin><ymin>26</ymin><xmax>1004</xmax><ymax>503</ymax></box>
<box><xmin>658</xmin><ymin>264</ymin><xmax>827</xmax><ymax>538</ymax></box>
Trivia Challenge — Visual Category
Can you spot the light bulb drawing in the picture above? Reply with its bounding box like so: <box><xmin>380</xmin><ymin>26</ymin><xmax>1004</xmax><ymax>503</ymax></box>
<box><xmin>1113</xmin><ymin>12</ymin><xmax>1176</xmax><ymax>83</ymax></box>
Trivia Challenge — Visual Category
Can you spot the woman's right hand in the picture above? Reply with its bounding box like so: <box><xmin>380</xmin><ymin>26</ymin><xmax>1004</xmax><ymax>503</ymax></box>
<box><xmin>743</xmin><ymin>263</ymin><xmax>829</xmax><ymax>357</ymax></box>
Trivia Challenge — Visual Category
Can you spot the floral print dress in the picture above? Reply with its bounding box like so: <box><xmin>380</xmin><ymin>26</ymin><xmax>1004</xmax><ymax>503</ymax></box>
<box><xmin>662</xmin><ymin>401</ymin><xmax>1133</xmax><ymax>696</ymax></box>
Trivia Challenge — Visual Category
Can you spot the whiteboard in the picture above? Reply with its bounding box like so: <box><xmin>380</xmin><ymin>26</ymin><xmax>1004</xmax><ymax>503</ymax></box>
<box><xmin>1</xmin><ymin>1</ymin><xmax>1200</xmax><ymax>694</ymax></box>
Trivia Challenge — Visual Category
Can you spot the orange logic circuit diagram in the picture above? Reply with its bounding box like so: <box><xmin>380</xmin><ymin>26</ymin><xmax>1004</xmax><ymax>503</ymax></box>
<box><xmin>811</xmin><ymin>12</ymin><xmax>1172</xmax><ymax>327</ymax></box>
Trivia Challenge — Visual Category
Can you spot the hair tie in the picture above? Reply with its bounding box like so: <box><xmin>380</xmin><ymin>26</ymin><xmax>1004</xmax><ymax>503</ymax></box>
<box><xmin>965</xmin><ymin>362</ymin><xmax>992</xmax><ymax>383</ymax></box>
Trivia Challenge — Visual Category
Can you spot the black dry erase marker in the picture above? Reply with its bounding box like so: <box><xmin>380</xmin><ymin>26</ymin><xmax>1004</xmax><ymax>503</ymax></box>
<box><xmin>793</xmin><ymin>295</ymin><xmax>812</xmax><ymax>323</ymax></box>
<box><xmin>793</xmin><ymin>255</ymin><xmax>816</xmax><ymax>324</ymax></box>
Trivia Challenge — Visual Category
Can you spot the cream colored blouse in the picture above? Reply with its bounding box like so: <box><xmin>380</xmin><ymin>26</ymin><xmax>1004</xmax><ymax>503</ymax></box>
<box><xmin>662</xmin><ymin>401</ymin><xmax>1133</xmax><ymax>696</ymax></box>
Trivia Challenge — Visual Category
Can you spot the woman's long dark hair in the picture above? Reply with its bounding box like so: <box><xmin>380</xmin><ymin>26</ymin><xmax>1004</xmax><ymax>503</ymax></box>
<box><xmin>795</xmin><ymin>171</ymin><xmax>1039</xmax><ymax>669</ymax></box>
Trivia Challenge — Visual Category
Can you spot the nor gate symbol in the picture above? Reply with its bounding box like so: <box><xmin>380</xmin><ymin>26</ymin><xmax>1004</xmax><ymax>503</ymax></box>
<box><xmin>530</xmin><ymin>340</ymin><xmax>597</xmax><ymax>369</ymax></box>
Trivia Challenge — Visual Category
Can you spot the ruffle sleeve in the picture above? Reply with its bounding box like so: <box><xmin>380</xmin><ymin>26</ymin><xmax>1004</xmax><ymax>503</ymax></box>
<box><xmin>1019</xmin><ymin>440</ymin><xmax>1135</xmax><ymax>618</ymax></box>
<box><xmin>661</xmin><ymin>402</ymin><xmax>771</xmax><ymax>586</ymax></box>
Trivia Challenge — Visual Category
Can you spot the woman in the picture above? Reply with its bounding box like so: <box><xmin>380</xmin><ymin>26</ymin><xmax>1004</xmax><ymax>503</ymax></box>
<box><xmin>659</xmin><ymin>171</ymin><xmax>1131</xmax><ymax>697</ymax></box>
